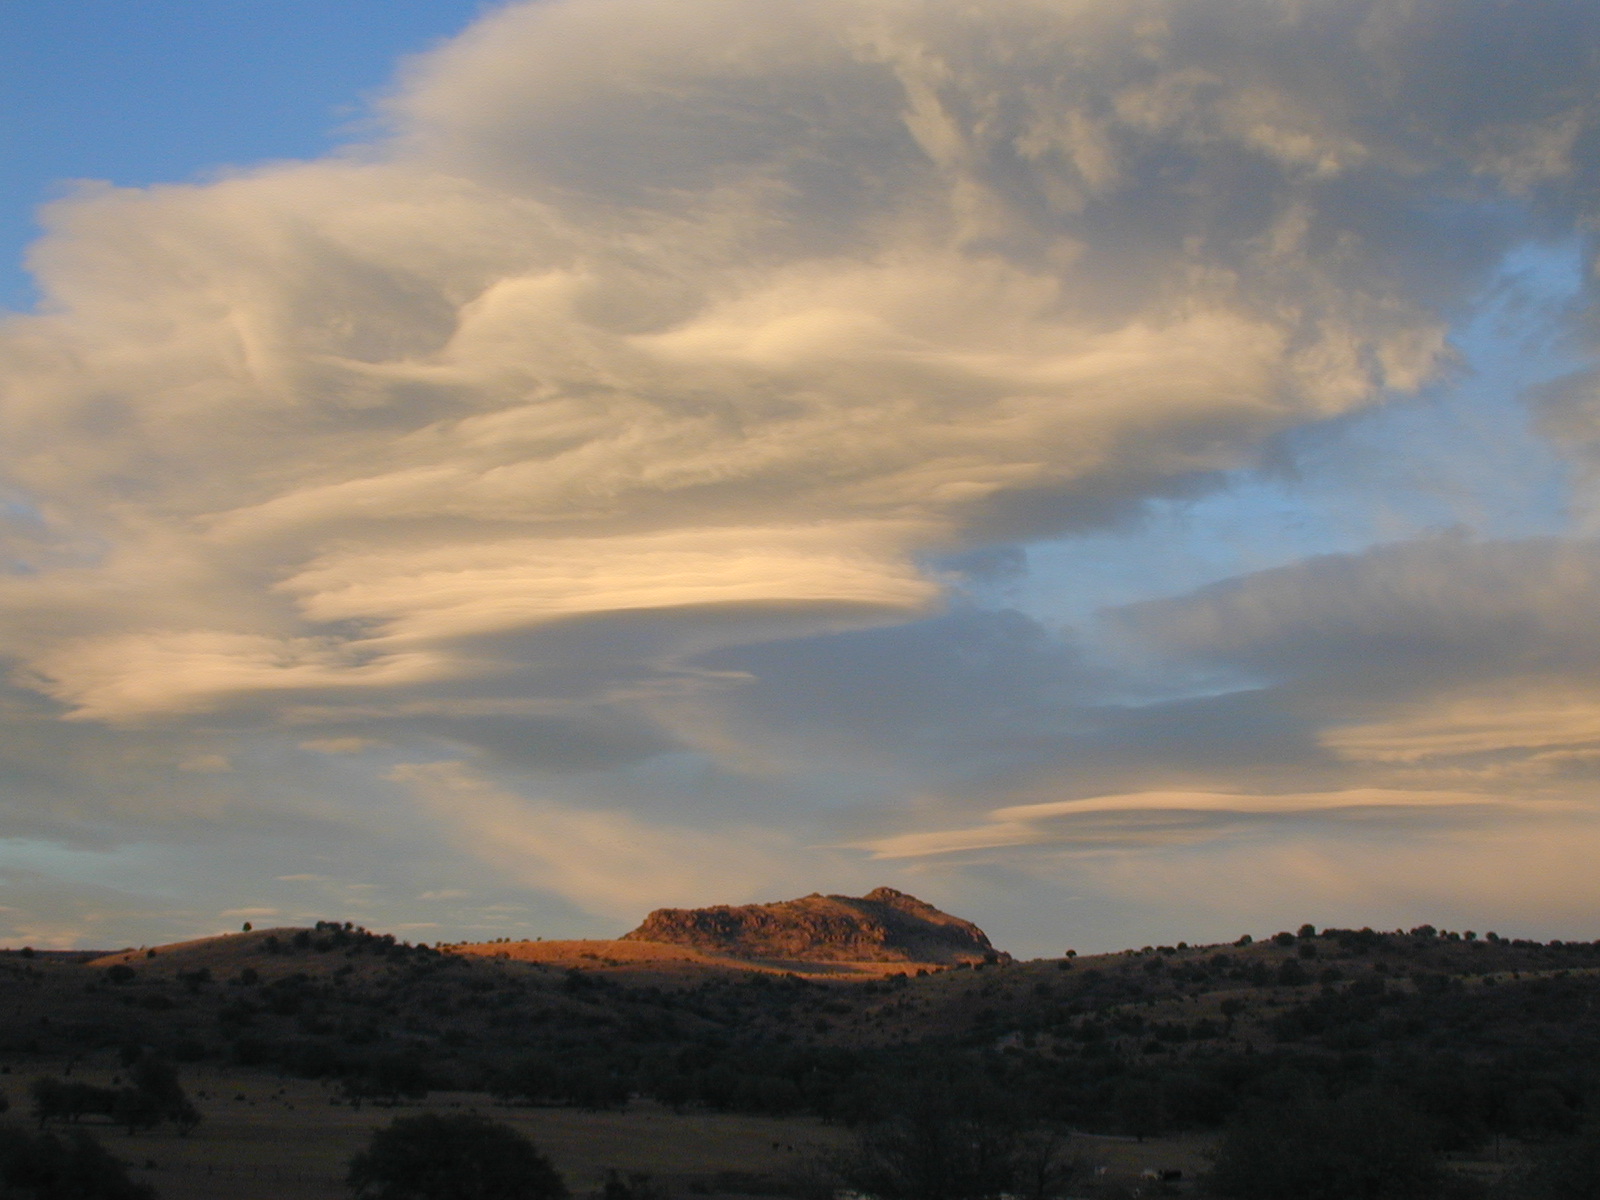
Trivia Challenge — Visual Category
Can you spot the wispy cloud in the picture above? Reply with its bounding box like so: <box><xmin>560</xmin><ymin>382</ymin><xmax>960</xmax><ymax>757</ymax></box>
<box><xmin>2</xmin><ymin>0</ymin><xmax>1600</xmax><ymax>950</ymax></box>
<box><xmin>390</xmin><ymin>760</ymin><xmax>800</xmax><ymax>923</ymax></box>
<box><xmin>854</xmin><ymin>788</ymin><xmax>1536</xmax><ymax>859</ymax></box>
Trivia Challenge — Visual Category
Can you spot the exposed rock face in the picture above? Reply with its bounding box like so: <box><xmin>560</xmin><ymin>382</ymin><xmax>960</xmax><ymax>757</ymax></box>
<box><xmin>622</xmin><ymin>887</ymin><xmax>1004</xmax><ymax>964</ymax></box>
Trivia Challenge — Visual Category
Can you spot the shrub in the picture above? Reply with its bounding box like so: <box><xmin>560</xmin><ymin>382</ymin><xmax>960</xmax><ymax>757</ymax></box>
<box><xmin>0</xmin><ymin>1125</ymin><xmax>154</xmax><ymax>1199</ymax></box>
<box><xmin>347</xmin><ymin>1112</ymin><xmax>567</xmax><ymax>1200</ymax></box>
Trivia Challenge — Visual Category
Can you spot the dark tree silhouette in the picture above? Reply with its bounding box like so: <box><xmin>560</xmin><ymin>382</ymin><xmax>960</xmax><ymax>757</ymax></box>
<box><xmin>131</xmin><ymin>1056</ymin><xmax>201</xmax><ymax>1133</ymax></box>
<box><xmin>347</xmin><ymin>1112</ymin><xmax>568</xmax><ymax>1200</ymax></box>
<box><xmin>1206</xmin><ymin>1089</ymin><xmax>1449</xmax><ymax>1200</ymax></box>
<box><xmin>0</xmin><ymin>1125</ymin><xmax>155</xmax><ymax>1199</ymax></box>
<box><xmin>817</xmin><ymin>1080</ymin><xmax>1077</xmax><ymax>1200</ymax></box>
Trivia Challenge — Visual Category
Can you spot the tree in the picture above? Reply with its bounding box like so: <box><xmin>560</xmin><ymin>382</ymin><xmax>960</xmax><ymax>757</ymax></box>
<box><xmin>110</xmin><ymin>1089</ymin><xmax>161</xmax><ymax>1135</ymax></box>
<box><xmin>131</xmin><ymin>1056</ymin><xmax>202</xmax><ymax>1133</ymax></box>
<box><xmin>815</xmin><ymin>1081</ymin><xmax>1078</xmax><ymax>1200</ymax></box>
<box><xmin>1114</xmin><ymin>1078</ymin><xmax>1166</xmax><ymax>1142</ymax></box>
<box><xmin>1206</xmin><ymin>1089</ymin><xmax>1450</xmax><ymax>1200</ymax></box>
<box><xmin>490</xmin><ymin>1054</ymin><xmax>627</xmax><ymax>1111</ymax></box>
<box><xmin>32</xmin><ymin>1058</ymin><xmax>201</xmax><ymax>1136</ymax></box>
<box><xmin>344</xmin><ymin>1053</ymin><xmax>431</xmax><ymax>1109</ymax></box>
<box><xmin>1220</xmin><ymin>996</ymin><xmax>1247</xmax><ymax>1032</ymax></box>
<box><xmin>0</xmin><ymin>1125</ymin><xmax>155</xmax><ymax>1199</ymax></box>
<box><xmin>347</xmin><ymin>1112</ymin><xmax>568</xmax><ymax>1200</ymax></box>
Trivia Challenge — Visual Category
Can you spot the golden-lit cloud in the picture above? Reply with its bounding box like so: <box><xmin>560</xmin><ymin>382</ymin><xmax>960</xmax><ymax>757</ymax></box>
<box><xmin>1324</xmin><ymin>684</ymin><xmax>1600</xmax><ymax>764</ymax></box>
<box><xmin>853</xmin><ymin>787</ymin><xmax>1530</xmax><ymax>860</ymax></box>
<box><xmin>5</xmin><ymin>0</ymin><xmax>1527</xmax><ymax>728</ymax></box>
<box><xmin>3</xmin><ymin>0</ymin><xmax>1600</xmax><ymax>949</ymax></box>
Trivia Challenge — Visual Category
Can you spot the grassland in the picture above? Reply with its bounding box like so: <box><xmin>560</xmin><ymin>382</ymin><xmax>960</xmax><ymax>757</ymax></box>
<box><xmin>1</xmin><ymin>1058</ymin><xmax>1223</xmax><ymax>1199</ymax></box>
<box><xmin>9</xmin><ymin>1062</ymin><xmax>849</xmax><ymax>1200</ymax></box>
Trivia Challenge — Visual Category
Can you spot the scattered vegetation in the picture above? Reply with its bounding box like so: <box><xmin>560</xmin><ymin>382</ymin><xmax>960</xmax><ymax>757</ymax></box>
<box><xmin>4</xmin><ymin>920</ymin><xmax>1600</xmax><ymax>1196</ymax></box>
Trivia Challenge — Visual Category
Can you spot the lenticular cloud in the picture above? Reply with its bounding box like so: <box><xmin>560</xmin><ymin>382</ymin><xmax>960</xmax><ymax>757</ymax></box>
<box><xmin>1</xmin><ymin>0</ymin><xmax>1595</xmax><ymax>728</ymax></box>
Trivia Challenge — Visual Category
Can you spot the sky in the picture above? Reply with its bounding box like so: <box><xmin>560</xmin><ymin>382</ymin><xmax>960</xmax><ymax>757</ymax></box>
<box><xmin>3</xmin><ymin>0</ymin><xmax>1600</xmax><ymax>957</ymax></box>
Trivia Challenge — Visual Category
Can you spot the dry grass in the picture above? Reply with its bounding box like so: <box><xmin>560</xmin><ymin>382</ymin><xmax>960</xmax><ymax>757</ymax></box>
<box><xmin>448</xmin><ymin>938</ymin><xmax>944</xmax><ymax>983</ymax></box>
<box><xmin>12</xmin><ymin>1061</ymin><xmax>1223</xmax><ymax>1200</ymax></box>
<box><xmin>16</xmin><ymin>1065</ymin><xmax>848</xmax><ymax>1200</ymax></box>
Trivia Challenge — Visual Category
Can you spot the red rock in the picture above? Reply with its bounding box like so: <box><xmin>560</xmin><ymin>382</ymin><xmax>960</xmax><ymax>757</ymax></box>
<box><xmin>621</xmin><ymin>887</ymin><xmax>1004</xmax><ymax>965</ymax></box>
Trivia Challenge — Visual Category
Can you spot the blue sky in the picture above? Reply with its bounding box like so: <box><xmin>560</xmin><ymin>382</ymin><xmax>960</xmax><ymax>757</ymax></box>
<box><xmin>3</xmin><ymin>0</ymin><xmax>1600</xmax><ymax>956</ymax></box>
<box><xmin>1</xmin><ymin>1</ymin><xmax>489</xmax><ymax>310</ymax></box>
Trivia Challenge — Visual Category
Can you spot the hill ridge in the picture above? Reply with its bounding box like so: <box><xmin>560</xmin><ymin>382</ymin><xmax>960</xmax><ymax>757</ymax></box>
<box><xmin>621</xmin><ymin>886</ymin><xmax>1004</xmax><ymax>965</ymax></box>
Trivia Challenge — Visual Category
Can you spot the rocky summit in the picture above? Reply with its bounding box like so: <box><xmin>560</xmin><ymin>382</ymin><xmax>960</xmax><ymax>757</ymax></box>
<box><xmin>621</xmin><ymin>886</ymin><xmax>1004</xmax><ymax>965</ymax></box>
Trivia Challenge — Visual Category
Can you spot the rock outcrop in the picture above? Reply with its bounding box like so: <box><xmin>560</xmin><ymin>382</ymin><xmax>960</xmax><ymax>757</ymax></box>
<box><xmin>622</xmin><ymin>887</ymin><xmax>1004</xmax><ymax>965</ymax></box>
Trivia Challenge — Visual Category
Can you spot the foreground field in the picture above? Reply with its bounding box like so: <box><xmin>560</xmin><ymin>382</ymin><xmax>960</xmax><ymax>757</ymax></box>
<box><xmin>7</xmin><ymin>1063</ymin><xmax>1231</xmax><ymax>1200</ymax></box>
<box><xmin>30</xmin><ymin>1067</ymin><xmax>847</xmax><ymax>1200</ymax></box>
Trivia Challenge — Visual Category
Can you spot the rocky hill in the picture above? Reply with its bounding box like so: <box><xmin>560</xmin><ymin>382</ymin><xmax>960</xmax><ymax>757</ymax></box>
<box><xmin>621</xmin><ymin>886</ymin><xmax>1003</xmax><ymax>965</ymax></box>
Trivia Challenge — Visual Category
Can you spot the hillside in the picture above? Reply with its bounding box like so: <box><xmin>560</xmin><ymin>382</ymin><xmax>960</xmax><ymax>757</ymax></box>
<box><xmin>444</xmin><ymin>937</ymin><xmax>927</xmax><ymax>980</ymax></box>
<box><xmin>4</xmin><ymin>916</ymin><xmax>1600</xmax><ymax>1194</ymax></box>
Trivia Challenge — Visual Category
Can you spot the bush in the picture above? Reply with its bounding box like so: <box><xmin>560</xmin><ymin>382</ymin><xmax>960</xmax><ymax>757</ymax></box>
<box><xmin>347</xmin><ymin>1112</ymin><xmax>568</xmax><ymax>1200</ymax></box>
<box><xmin>0</xmin><ymin>1125</ymin><xmax>155</xmax><ymax>1199</ymax></box>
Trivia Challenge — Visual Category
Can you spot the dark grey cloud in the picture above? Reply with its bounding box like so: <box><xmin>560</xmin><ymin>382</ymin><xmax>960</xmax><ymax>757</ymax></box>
<box><xmin>1112</xmin><ymin>535</ymin><xmax>1600</xmax><ymax>690</ymax></box>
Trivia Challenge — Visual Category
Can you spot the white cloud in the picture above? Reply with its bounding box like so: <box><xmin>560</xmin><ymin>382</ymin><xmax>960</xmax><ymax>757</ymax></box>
<box><xmin>9</xmin><ymin>0</ymin><xmax>1566</xmax><ymax>730</ymax></box>
<box><xmin>2</xmin><ymin>0</ymin><xmax>1600</xmax><ymax>950</ymax></box>
<box><xmin>390</xmin><ymin>759</ymin><xmax>799</xmax><ymax>922</ymax></box>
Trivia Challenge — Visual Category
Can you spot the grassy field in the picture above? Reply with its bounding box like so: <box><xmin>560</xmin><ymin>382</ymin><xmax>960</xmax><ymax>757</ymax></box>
<box><xmin>2</xmin><ymin>1062</ymin><xmax>1233</xmax><ymax>1200</ymax></box>
<box><xmin>10</xmin><ymin>1066</ymin><xmax>848</xmax><ymax>1200</ymax></box>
